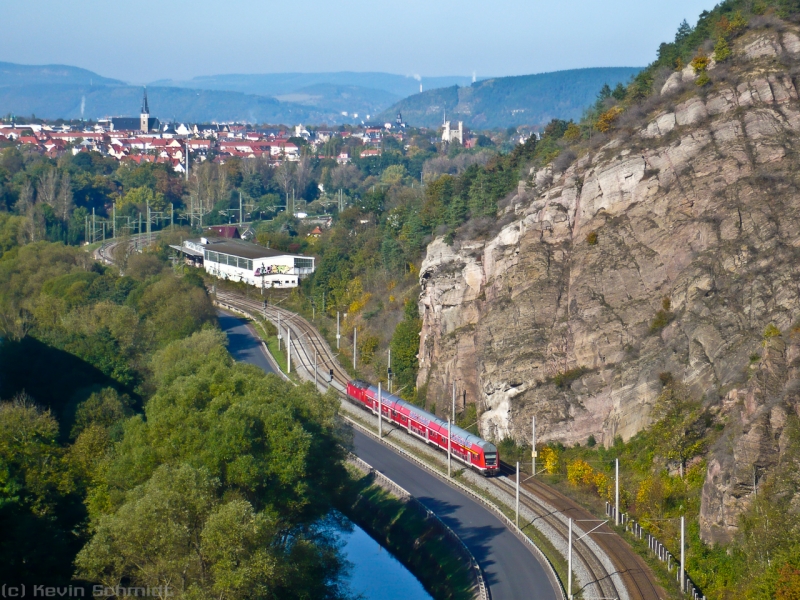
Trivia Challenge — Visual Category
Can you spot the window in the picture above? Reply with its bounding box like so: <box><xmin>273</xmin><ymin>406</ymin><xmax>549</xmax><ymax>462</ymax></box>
<box><xmin>484</xmin><ymin>452</ymin><xmax>497</xmax><ymax>466</ymax></box>
<box><xmin>294</xmin><ymin>257</ymin><xmax>313</xmax><ymax>270</ymax></box>
<box><xmin>237</xmin><ymin>257</ymin><xmax>247</xmax><ymax>269</ymax></box>
<box><xmin>247</xmin><ymin>259</ymin><xmax>253</xmax><ymax>270</ymax></box>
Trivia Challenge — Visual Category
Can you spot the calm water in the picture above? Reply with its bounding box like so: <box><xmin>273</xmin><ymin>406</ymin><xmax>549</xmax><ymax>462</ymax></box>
<box><xmin>340</xmin><ymin>520</ymin><xmax>433</xmax><ymax>600</ymax></box>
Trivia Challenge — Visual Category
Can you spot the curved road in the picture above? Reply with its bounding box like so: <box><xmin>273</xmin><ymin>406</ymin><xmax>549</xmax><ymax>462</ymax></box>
<box><xmin>218</xmin><ymin>311</ymin><xmax>279</xmax><ymax>376</ymax></box>
<box><xmin>217</xmin><ymin>311</ymin><xmax>560</xmax><ymax>600</ymax></box>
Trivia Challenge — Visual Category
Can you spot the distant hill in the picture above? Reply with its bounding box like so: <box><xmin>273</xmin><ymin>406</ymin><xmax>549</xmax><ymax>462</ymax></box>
<box><xmin>0</xmin><ymin>61</ymin><xmax>124</xmax><ymax>87</ymax></box>
<box><xmin>0</xmin><ymin>62</ymin><xmax>642</xmax><ymax>127</ymax></box>
<box><xmin>0</xmin><ymin>84</ymin><xmax>343</xmax><ymax>124</ymax></box>
<box><xmin>149</xmin><ymin>72</ymin><xmax>479</xmax><ymax>120</ymax></box>
<box><xmin>151</xmin><ymin>71</ymin><xmax>476</xmax><ymax>100</ymax></box>
<box><xmin>379</xmin><ymin>67</ymin><xmax>643</xmax><ymax>129</ymax></box>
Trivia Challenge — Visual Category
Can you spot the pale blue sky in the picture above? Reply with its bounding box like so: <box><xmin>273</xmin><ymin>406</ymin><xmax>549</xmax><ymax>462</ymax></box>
<box><xmin>3</xmin><ymin>0</ymin><xmax>716</xmax><ymax>83</ymax></box>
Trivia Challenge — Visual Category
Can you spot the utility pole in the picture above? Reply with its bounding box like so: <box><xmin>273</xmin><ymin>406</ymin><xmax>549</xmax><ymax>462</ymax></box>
<box><xmin>239</xmin><ymin>191</ymin><xmax>243</xmax><ymax>228</ymax></box>
<box><xmin>277</xmin><ymin>314</ymin><xmax>282</xmax><ymax>350</ymax></box>
<box><xmin>532</xmin><ymin>415</ymin><xmax>537</xmax><ymax>476</ymax></box>
<box><xmin>568</xmin><ymin>518</ymin><xmax>573</xmax><ymax>600</ymax></box>
<box><xmin>378</xmin><ymin>381</ymin><xmax>382</xmax><ymax>438</ymax></box>
<box><xmin>447</xmin><ymin>417</ymin><xmax>452</xmax><ymax>477</ymax></box>
<box><xmin>314</xmin><ymin>349</ymin><xmax>318</xmax><ymax>389</ymax></box>
<box><xmin>679</xmin><ymin>516</ymin><xmax>685</xmax><ymax>593</ymax></box>
<box><xmin>353</xmin><ymin>327</ymin><xmax>357</xmax><ymax>370</ymax></box>
<box><xmin>92</xmin><ymin>207</ymin><xmax>96</xmax><ymax>244</ymax></box>
<box><xmin>336</xmin><ymin>312</ymin><xmax>340</xmax><ymax>349</ymax></box>
<box><xmin>615</xmin><ymin>458</ymin><xmax>620</xmax><ymax>526</ymax></box>
<box><xmin>515</xmin><ymin>461</ymin><xmax>520</xmax><ymax>528</ymax></box>
<box><xmin>170</xmin><ymin>203</ymin><xmax>174</xmax><ymax>229</ymax></box>
<box><xmin>85</xmin><ymin>215</ymin><xmax>89</xmax><ymax>244</ymax></box>
<box><xmin>388</xmin><ymin>348</ymin><xmax>392</xmax><ymax>393</ymax></box>
<box><xmin>287</xmin><ymin>327</ymin><xmax>292</xmax><ymax>373</ymax></box>
<box><xmin>185</xmin><ymin>140</ymin><xmax>190</xmax><ymax>182</ymax></box>
<box><xmin>146</xmin><ymin>201</ymin><xmax>151</xmax><ymax>246</ymax></box>
<box><xmin>452</xmin><ymin>381</ymin><xmax>456</xmax><ymax>424</ymax></box>
<box><xmin>112</xmin><ymin>204</ymin><xmax>116</xmax><ymax>239</ymax></box>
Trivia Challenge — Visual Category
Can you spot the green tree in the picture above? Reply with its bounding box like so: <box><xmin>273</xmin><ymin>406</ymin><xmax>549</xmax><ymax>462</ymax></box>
<box><xmin>390</xmin><ymin>300</ymin><xmax>422</xmax><ymax>398</ymax></box>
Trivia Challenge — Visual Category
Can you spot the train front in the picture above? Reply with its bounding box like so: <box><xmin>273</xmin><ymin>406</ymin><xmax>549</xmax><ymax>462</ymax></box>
<box><xmin>480</xmin><ymin>440</ymin><xmax>499</xmax><ymax>475</ymax></box>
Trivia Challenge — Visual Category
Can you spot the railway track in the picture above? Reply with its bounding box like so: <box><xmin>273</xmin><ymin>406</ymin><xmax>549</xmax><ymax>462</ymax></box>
<box><xmin>213</xmin><ymin>289</ymin><xmax>667</xmax><ymax>600</ymax></box>
<box><xmin>498</xmin><ymin>464</ymin><xmax>664</xmax><ymax>600</ymax></box>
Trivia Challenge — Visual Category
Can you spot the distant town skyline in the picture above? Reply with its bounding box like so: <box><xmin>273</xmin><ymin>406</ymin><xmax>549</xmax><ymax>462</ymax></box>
<box><xmin>1</xmin><ymin>0</ymin><xmax>715</xmax><ymax>84</ymax></box>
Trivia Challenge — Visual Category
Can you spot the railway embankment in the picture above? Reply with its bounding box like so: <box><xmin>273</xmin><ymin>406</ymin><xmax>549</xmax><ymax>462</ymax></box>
<box><xmin>342</xmin><ymin>457</ymin><xmax>484</xmax><ymax>600</ymax></box>
<box><xmin>217</xmin><ymin>289</ymin><xmax>671</xmax><ymax>600</ymax></box>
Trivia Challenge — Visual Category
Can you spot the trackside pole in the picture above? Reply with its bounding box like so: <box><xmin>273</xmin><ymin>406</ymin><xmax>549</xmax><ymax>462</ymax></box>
<box><xmin>287</xmin><ymin>328</ymin><xmax>291</xmax><ymax>373</ymax></box>
<box><xmin>532</xmin><ymin>415</ymin><xmax>537</xmax><ymax>476</ymax></box>
<box><xmin>615</xmin><ymin>458</ymin><xmax>620</xmax><ymax>526</ymax></box>
<box><xmin>447</xmin><ymin>417</ymin><xmax>452</xmax><ymax>477</ymax></box>
<box><xmin>568</xmin><ymin>518</ymin><xmax>573</xmax><ymax>600</ymax></box>
<box><xmin>515</xmin><ymin>462</ymin><xmax>520</xmax><ymax>528</ymax></box>
<box><xmin>353</xmin><ymin>327</ymin><xmax>357</xmax><ymax>370</ymax></box>
<box><xmin>336</xmin><ymin>312</ymin><xmax>340</xmax><ymax>349</ymax></box>
<box><xmin>680</xmin><ymin>515</ymin><xmax>685</xmax><ymax>592</ymax></box>
<box><xmin>314</xmin><ymin>349</ymin><xmax>317</xmax><ymax>389</ymax></box>
<box><xmin>378</xmin><ymin>382</ymin><xmax>382</xmax><ymax>438</ymax></box>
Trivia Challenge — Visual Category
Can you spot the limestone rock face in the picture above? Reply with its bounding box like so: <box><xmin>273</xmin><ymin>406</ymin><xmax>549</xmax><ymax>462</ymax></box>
<box><xmin>699</xmin><ymin>334</ymin><xmax>800</xmax><ymax>544</ymax></box>
<box><xmin>416</xmin><ymin>29</ymin><xmax>800</xmax><ymax>540</ymax></box>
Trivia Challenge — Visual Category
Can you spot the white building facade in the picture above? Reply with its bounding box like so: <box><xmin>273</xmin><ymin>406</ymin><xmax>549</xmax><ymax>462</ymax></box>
<box><xmin>180</xmin><ymin>238</ymin><xmax>314</xmax><ymax>288</ymax></box>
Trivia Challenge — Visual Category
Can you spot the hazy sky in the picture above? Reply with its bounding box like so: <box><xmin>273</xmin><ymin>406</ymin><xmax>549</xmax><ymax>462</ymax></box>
<box><xmin>2</xmin><ymin>0</ymin><xmax>715</xmax><ymax>83</ymax></box>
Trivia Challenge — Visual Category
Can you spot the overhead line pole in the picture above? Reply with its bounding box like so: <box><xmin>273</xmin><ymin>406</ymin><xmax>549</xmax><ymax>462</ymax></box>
<box><xmin>615</xmin><ymin>458</ymin><xmax>620</xmax><ymax>526</ymax></box>
<box><xmin>515</xmin><ymin>461</ymin><xmax>520</xmax><ymax>528</ymax></box>
<box><xmin>532</xmin><ymin>415</ymin><xmax>537</xmax><ymax>476</ymax></box>
<box><xmin>378</xmin><ymin>381</ymin><xmax>382</xmax><ymax>438</ymax></box>
<box><xmin>447</xmin><ymin>417</ymin><xmax>452</xmax><ymax>478</ymax></box>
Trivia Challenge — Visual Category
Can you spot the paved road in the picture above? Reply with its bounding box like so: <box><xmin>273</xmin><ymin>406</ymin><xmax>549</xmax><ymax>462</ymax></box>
<box><xmin>218</xmin><ymin>310</ymin><xmax>279</xmax><ymax>376</ymax></box>
<box><xmin>221</xmin><ymin>312</ymin><xmax>560</xmax><ymax>600</ymax></box>
<box><xmin>354</xmin><ymin>430</ymin><xmax>559</xmax><ymax>600</ymax></box>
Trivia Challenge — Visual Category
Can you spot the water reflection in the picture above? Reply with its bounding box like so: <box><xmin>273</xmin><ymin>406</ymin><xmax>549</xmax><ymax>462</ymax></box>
<box><xmin>339</xmin><ymin>519</ymin><xmax>432</xmax><ymax>600</ymax></box>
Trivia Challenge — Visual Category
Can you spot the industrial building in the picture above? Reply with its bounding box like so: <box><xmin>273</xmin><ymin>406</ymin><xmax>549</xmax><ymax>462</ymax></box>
<box><xmin>173</xmin><ymin>237</ymin><xmax>314</xmax><ymax>288</ymax></box>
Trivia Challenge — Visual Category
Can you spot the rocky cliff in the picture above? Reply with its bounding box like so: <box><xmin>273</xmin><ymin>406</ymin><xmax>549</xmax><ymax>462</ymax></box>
<box><xmin>417</xmin><ymin>26</ymin><xmax>800</xmax><ymax>543</ymax></box>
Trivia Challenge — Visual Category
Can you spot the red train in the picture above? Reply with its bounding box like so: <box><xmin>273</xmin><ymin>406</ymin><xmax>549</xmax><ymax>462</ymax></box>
<box><xmin>346</xmin><ymin>380</ymin><xmax>499</xmax><ymax>475</ymax></box>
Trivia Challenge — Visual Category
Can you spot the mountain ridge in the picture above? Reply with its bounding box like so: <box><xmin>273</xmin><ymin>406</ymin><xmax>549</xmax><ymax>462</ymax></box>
<box><xmin>380</xmin><ymin>67</ymin><xmax>643</xmax><ymax>128</ymax></box>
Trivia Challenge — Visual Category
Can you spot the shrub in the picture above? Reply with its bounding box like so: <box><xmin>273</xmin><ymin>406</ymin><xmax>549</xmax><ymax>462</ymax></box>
<box><xmin>539</xmin><ymin>446</ymin><xmax>561</xmax><ymax>474</ymax></box>
<box><xmin>650</xmin><ymin>297</ymin><xmax>674</xmax><ymax>333</ymax></box>
<box><xmin>563</xmin><ymin>123</ymin><xmax>581</xmax><ymax>142</ymax></box>
<box><xmin>586</xmin><ymin>231</ymin><xmax>598</xmax><ymax>246</ymax></box>
<box><xmin>587</xmin><ymin>434</ymin><xmax>597</xmax><ymax>447</ymax></box>
<box><xmin>567</xmin><ymin>459</ymin><xmax>595</xmax><ymax>487</ymax></box>
<box><xmin>714</xmin><ymin>36</ymin><xmax>732</xmax><ymax>61</ymax></box>
<box><xmin>764</xmin><ymin>323</ymin><xmax>781</xmax><ymax>339</ymax></box>
<box><xmin>659</xmin><ymin>371</ymin><xmax>674</xmax><ymax>386</ymax></box>
<box><xmin>690</xmin><ymin>50</ymin><xmax>711</xmax><ymax>74</ymax></box>
<box><xmin>553</xmin><ymin>367</ymin><xmax>587</xmax><ymax>388</ymax></box>
<box><xmin>696</xmin><ymin>72</ymin><xmax>712</xmax><ymax>87</ymax></box>
<box><xmin>595</xmin><ymin>106</ymin><xmax>624</xmax><ymax>133</ymax></box>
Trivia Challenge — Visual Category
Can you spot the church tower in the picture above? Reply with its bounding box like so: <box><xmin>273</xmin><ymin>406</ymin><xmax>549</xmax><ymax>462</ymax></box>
<box><xmin>140</xmin><ymin>88</ymin><xmax>150</xmax><ymax>133</ymax></box>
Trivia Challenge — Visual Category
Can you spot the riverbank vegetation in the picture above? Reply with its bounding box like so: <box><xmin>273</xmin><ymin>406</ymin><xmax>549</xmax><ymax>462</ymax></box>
<box><xmin>0</xmin><ymin>242</ymin><xmax>356</xmax><ymax>598</ymax></box>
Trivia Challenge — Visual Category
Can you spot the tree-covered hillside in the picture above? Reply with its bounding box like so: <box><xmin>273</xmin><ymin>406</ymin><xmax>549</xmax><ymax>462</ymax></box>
<box><xmin>379</xmin><ymin>67</ymin><xmax>643</xmax><ymax>128</ymax></box>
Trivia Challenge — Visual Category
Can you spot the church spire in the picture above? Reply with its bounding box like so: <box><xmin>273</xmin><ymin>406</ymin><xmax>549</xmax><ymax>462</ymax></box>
<box><xmin>141</xmin><ymin>87</ymin><xmax>149</xmax><ymax>115</ymax></box>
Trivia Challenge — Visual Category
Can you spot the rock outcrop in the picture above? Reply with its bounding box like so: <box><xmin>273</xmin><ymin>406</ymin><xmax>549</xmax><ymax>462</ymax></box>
<box><xmin>416</xmin><ymin>27</ymin><xmax>800</xmax><ymax>542</ymax></box>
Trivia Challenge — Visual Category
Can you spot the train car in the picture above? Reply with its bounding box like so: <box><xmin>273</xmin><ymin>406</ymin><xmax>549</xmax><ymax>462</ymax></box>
<box><xmin>346</xmin><ymin>380</ymin><xmax>499</xmax><ymax>475</ymax></box>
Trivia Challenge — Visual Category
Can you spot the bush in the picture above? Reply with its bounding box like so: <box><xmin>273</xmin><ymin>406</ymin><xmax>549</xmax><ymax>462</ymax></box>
<box><xmin>539</xmin><ymin>446</ymin><xmax>561</xmax><ymax>474</ymax></box>
<box><xmin>586</xmin><ymin>231</ymin><xmax>598</xmax><ymax>246</ymax></box>
<box><xmin>553</xmin><ymin>367</ymin><xmax>587</xmax><ymax>388</ymax></box>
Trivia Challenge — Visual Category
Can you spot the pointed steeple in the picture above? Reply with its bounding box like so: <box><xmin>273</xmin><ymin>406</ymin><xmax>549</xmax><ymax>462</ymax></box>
<box><xmin>141</xmin><ymin>87</ymin><xmax>149</xmax><ymax>115</ymax></box>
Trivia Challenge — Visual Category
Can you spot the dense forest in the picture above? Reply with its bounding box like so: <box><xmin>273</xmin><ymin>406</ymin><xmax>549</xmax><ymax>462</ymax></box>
<box><xmin>0</xmin><ymin>243</ymin><xmax>351</xmax><ymax>597</ymax></box>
